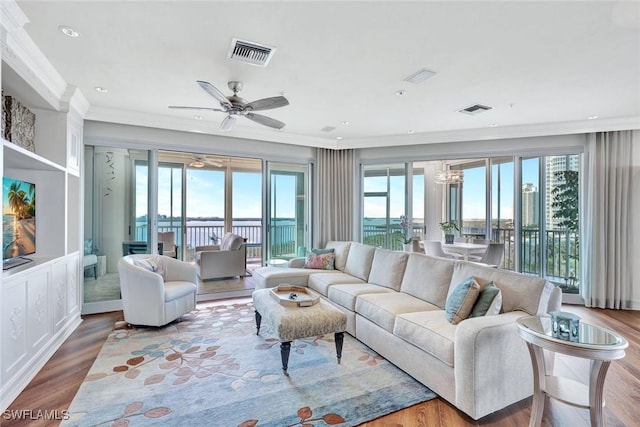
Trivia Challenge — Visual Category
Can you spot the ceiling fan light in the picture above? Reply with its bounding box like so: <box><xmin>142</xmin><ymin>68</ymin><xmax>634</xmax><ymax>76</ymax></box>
<box><xmin>220</xmin><ymin>115</ymin><xmax>237</xmax><ymax>132</ymax></box>
<box><xmin>434</xmin><ymin>168</ymin><xmax>464</xmax><ymax>184</ymax></box>
<box><xmin>189</xmin><ymin>160</ymin><xmax>205</xmax><ymax>168</ymax></box>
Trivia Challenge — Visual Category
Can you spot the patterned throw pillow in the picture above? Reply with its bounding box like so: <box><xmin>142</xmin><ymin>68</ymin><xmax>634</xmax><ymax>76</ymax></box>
<box><xmin>469</xmin><ymin>282</ymin><xmax>502</xmax><ymax>317</ymax></box>
<box><xmin>132</xmin><ymin>256</ymin><xmax>166</xmax><ymax>280</ymax></box>
<box><xmin>445</xmin><ymin>276</ymin><xmax>481</xmax><ymax>324</ymax></box>
<box><xmin>303</xmin><ymin>248</ymin><xmax>335</xmax><ymax>270</ymax></box>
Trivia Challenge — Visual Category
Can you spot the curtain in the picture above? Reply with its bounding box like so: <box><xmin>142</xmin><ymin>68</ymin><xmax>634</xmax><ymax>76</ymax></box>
<box><xmin>315</xmin><ymin>148</ymin><xmax>355</xmax><ymax>246</ymax></box>
<box><xmin>581</xmin><ymin>131</ymin><xmax>634</xmax><ymax>309</ymax></box>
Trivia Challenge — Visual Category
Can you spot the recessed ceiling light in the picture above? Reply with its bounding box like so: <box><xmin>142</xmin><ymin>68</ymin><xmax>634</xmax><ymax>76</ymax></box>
<box><xmin>193</xmin><ymin>115</ymin><xmax>203</xmax><ymax>120</ymax></box>
<box><xmin>588</xmin><ymin>115</ymin><xmax>599</xmax><ymax>120</ymax></box>
<box><xmin>341</xmin><ymin>121</ymin><xmax>349</xmax><ymax>125</ymax></box>
<box><xmin>95</xmin><ymin>87</ymin><xmax>108</xmax><ymax>93</ymax></box>
<box><xmin>59</xmin><ymin>25</ymin><xmax>79</xmax><ymax>37</ymax></box>
<box><xmin>336</xmin><ymin>136</ymin><xmax>343</xmax><ymax>140</ymax></box>
<box><xmin>407</xmin><ymin>130</ymin><xmax>415</xmax><ymax>134</ymax></box>
<box><xmin>396</xmin><ymin>90</ymin><xmax>406</xmax><ymax>96</ymax></box>
<box><xmin>490</xmin><ymin>123</ymin><xmax>498</xmax><ymax>127</ymax></box>
<box><xmin>404</xmin><ymin>68</ymin><xmax>437</xmax><ymax>84</ymax></box>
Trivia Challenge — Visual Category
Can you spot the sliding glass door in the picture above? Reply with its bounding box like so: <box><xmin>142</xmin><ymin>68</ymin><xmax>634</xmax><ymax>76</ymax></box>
<box><xmin>362</xmin><ymin>164</ymin><xmax>407</xmax><ymax>250</ymax></box>
<box><xmin>266</xmin><ymin>162</ymin><xmax>310</xmax><ymax>264</ymax></box>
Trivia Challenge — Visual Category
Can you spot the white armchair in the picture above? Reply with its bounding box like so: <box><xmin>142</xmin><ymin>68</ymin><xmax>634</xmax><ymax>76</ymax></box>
<box><xmin>118</xmin><ymin>254</ymin><xmax>197</xmax><ymax>327</ymax></box>
<box><xmin>195</xmin><ymin>232</ymin><xmax>246</xmax><ymax>281</ymax></box>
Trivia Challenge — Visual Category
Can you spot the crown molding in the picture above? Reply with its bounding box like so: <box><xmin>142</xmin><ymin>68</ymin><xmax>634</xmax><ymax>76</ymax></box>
<box><xmin>340</xmin><ymin>116</ymin><xmax>640</xmax><ymax>149</ymax></box>
<box><xmin>1</xmin><ymin>0</ymin><xmax>70</xmax><ymax>111</ymax></box>
<box><xmin>85</xmin><ymin>106</ymin><xmax>340</xmax><ymax>149</ymax></box>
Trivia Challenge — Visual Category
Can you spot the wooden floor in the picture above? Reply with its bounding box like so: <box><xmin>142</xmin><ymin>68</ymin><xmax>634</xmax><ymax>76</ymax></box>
<box><xmin>5</xmin><ymin>304</ymin><xmax>639</xmax><ymax>426</ymax></box>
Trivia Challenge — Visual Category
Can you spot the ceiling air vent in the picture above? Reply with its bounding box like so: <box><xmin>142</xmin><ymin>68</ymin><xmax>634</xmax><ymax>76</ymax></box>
<box><xmin>458</xmin><ymin>104</ymin><xmax>493</xmax><ymax>115</ymax></box>
<box><xmin>320</xmin><ymin>126</ymin><xmax>336</xmax><ymax>132</ymax></box>
<box><xmin>228</xmin><ymin>38</ymin><xmax>276</xmax><ymax>67</ymax></box>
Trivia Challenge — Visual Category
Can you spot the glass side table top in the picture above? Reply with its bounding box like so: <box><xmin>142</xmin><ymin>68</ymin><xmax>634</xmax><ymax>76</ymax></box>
<box><xmin>517</xmin><ymin>315</ymin><xmax>628</xmax><ymax>350</ymax></box>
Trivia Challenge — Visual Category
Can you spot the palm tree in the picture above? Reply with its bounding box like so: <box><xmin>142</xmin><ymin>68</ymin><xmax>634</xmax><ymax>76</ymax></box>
<box><xmin>7</xmin><ymin>181</ymin><xmax>29</xmax><ymax>219</ymax></box>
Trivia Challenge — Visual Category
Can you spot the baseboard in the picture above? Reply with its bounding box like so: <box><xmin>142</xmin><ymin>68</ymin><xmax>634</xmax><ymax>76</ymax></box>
<box><xmin>1</xmin><ymin>314</ymin><xmax>82</xmax><ymax>412</ymax></box>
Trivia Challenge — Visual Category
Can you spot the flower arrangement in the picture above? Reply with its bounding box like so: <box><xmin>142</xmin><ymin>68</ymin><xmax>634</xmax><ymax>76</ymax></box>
<box><xmin>399</xmin><ymin>215</ymin><xmax>412</xmax><ymax>244</ymax></box>
<box><xmin>439</xmin><ymin>221</ymin><xmax>459</xmax><ymax>234</ymax></box>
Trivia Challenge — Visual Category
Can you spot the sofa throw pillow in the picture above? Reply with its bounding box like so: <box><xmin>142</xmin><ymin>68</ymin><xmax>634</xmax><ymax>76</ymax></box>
<box><xmin>469</xmin><ymin>282</ymin><xmax>503</xmax><ymax>317</ymax></box>
<box><xmin>445</xmin><ymin>276</ymin><xmax>481</xmax><ymax>324</ymax></box>
<box><xmin>304</xmin><ymin>248</ymin><xmax>335</xmax><ymax>270</ymax></box>
<box><xmin>132</xmin><ymin>256</ymin><xmax>166</xmax><ymax>280</ymax></box>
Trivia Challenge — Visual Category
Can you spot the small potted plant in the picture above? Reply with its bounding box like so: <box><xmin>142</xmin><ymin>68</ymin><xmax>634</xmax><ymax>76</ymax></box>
<box><xmin>439</xmin><ymin>221</ymin><xmax>459</xmax><ymax>244</ymax></box>
<box><xmin>398</xmin><ymin>215</ymin><xmax>413</xmax><ymax>251</ymax></box>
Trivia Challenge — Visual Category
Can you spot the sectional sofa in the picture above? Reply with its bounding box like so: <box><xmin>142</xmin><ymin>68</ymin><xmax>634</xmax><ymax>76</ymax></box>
<box><xmin>252</xmin><ymin>241</ymin><xmax>561</xmax><ymax>420</ymax></box>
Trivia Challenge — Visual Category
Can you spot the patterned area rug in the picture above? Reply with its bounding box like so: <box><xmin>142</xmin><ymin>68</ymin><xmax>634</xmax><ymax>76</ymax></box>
<box><xmin>63</xmin><ymin>302</ymin><xmax>436</xmax><ymax>426</ymax></box>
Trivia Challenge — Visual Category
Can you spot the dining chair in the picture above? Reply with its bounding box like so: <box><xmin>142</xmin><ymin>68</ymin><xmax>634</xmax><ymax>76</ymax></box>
<box><xmin>473</xmin><ymin>242</ymin><xmax>505</xmax><ymax>268</ymax></box>
<box><xmin>473</xmin><ymin>238</ymin><xmax>490</xmax><ymax>245</ymax></box>
<box><xmin>423</xmin><ymin>240</ymin><xmax>463</xmax><ymax>259</ymax></box>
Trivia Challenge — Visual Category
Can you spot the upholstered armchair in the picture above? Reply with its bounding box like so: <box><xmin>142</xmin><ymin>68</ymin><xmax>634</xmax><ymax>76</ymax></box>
<box><xmin>195</xmin><ymin>232</ymin><xmax>247</xmax><ymax>280</ymax></box>
<box><xmin>83</xmin><ymin>238</ymin><xmax>98</xmax><ymax>279</ymax></box>
<box><xmin>158</xmin><ymin>231</ymin><xmax>178</xmax><ymax>258</ymax></box>
<box><xmin>118</xmin><ymin>254</ymin><xmax>197</xmax><ymax>327</ymax></box>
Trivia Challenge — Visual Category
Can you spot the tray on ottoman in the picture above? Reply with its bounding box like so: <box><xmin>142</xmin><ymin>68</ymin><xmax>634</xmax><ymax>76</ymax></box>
<box><xmin>270</xmin><ymin>285</ymin><xmax>319</xmax><ymax>308</ymax></box>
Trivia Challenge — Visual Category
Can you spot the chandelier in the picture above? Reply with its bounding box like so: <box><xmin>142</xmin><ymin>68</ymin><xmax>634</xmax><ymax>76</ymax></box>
<box><xmin>434</xmin><ymin>168</ymin><xmax>464</xmax><ymax>184</ymax></box>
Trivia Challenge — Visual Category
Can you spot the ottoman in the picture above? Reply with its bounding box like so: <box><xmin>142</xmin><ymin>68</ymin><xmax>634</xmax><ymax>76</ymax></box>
<box><xmin>252</xmin><ymin>288</ymin><xmax>347</xmax><ymax>375</ymax></box>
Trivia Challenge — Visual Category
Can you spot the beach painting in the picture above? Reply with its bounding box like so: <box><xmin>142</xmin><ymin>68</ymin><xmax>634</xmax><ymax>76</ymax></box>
<box><xmin>3</xmin><ymin>177</ymin><xmax>36</xmax><ymax>259</ymax></box>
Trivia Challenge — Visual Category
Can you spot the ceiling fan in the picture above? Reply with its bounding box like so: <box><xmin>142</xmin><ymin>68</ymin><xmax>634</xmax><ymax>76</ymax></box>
<box><xmin>169</xmin><ymin>80</ymin><xmax>289</xmax><ymax>132</ymax></box>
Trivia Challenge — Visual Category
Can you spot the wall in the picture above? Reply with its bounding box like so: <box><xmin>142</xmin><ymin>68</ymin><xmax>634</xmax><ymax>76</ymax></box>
<box><xmin>632</xmin><ymin>130</ymin><xmax>640</xmax><ymax>308</ymax></box>
<box><xmin>358</xmin><ymin>133</ymin><xmax>586</xmax><ymax>162</ymax></box>
<box><xmin>84</xmin><ymin>121</ymin><xmax>315</xmax><ymax>163</ymax></box>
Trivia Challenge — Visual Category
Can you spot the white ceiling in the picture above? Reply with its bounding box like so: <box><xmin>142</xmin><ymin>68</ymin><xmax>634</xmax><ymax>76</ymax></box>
<box><xmin>10</xmin><ymin>1</ymin><xmax>640</xmax><ymax>149</ymax></box>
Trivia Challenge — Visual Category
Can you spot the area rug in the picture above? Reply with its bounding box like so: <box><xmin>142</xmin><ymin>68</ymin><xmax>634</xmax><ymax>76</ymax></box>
<box><xmin>63</xmin><ymin>302</ymin><xmax>436</xmax><ymax>426</ymax></box>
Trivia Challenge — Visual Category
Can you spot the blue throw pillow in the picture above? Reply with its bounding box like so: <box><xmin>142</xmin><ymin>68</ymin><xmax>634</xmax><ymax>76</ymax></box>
<box><xmin>445</xmin><ymin>276</ymin><xmax>481</xmax><ymax>324</ymax></box>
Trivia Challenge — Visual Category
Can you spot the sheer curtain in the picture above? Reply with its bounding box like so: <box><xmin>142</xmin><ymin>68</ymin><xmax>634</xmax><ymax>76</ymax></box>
<box><xmin>314</xmin><ymin>148</ymin><xmax>355</xmax><ymax>246</ymax></box>
<box><xmin>581</xmin><ymin>131</ymin><xmax>634</xmax><ymax>309</ymax></box>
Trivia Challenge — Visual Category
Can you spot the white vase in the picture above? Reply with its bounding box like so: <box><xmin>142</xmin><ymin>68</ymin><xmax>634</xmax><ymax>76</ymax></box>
<box><xmin>402</xmin><ymin>243</ymin><xmax>413</xmax><ymax>252</ymax></box>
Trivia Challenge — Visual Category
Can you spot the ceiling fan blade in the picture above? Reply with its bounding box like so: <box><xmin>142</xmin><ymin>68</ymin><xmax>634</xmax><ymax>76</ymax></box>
<box><xmin>245</xmin><ymin>112</ymin><xmax>286</xmax><ymax>130</ymax></box>
<box><xmin>168</xmin><ymin>105</ymin><xmax>225</xmax><ymax>112</ymax></box>
<box><xmin>197</xmin><ymin>80</ymin><xmax>232</xmax><ymax>109</ymax></box>
<box><xmin>219</xmin><ymin>115</ymin><xmax>237</xmax><ymax>132</ymax></box>
<box><xmin>245</xmin><ymin>96</ymin><xmax>289</xmax><ymax>111</ymax></box>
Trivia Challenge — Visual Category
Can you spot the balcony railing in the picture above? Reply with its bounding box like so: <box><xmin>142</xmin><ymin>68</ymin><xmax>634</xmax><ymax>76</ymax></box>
<box><xmin>363</xmin><ymin>224</ymin><xmax>579</xmax><ymax>291</ymax></box>
<box><xmin>136</xmin><ymin>223</ymin><xmax>297</xmax><ymax>264</ymax></box>
<box><xmin>137</xmin><ymin>222</ymin><xmax>579</xmax><ymax>292</ymax></box>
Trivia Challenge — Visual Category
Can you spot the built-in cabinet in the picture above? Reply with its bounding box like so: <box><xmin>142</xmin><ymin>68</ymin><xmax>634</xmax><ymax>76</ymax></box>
<box><xmin>0</xmin><ymin>105</ymin><xmax>85</xmax><ymax>411</ymax></box>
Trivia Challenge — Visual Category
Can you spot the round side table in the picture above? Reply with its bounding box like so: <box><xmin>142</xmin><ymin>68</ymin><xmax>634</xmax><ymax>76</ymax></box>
<box><xmin>516</xmin><ymin>315</ymin><xmax>628</xmax><ymax>427</ymax></box>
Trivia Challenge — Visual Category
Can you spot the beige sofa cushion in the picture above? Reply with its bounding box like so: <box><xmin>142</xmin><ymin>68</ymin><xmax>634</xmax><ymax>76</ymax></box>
<box><xmin>355</xmin><ymin>292</ymin><xmax>439</xmax><ymax>333</ymax></box>
<box><xmin>449</xmin><ymin>262</ymin><xmax>552</xmax><ymax>315</ymax></box>
<box><xmin>343</xmin><ymin>242</ymin><xmax>376</xmax><ymax>281</ymax></box>
<box><xmin>367</xmin><ymin>248</ymin><xmax>409</xmax><ymax>291</ymax></box>
<box><xmin>400</xmin><ymin>253</ymin><xmax>455</xmax><ymax>308</ymax></box>
<box><xmin>394</xmin><ymin>310</ymin><xmax>456</xmax><ymax>367</ymax></box>
<box><xmin>328</xmin><ymin>283</ymin><xmax>396</xmax><ymax>311</ymax></box>
<box><xmin>308</xmin><ymin>272</ymin><xmax>364</xmax><ymax>296</ymax></box>
<box><xmin>325</xmin><ymin>241</ymin><xmax>351</xmax><ymax>271</ymax></box>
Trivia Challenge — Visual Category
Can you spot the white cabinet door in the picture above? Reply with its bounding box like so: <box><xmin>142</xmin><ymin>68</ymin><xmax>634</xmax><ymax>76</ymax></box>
<box><xmin>51</xmin><ymin>261</ymin><xmax>68</xmax><ymax>332</ymax></box>
<box><xmin>1</xmin><ymin>277</ymin><xmax>28</xmax><ymax>380</ymax></box>
<box><xmin>66</xmin><ymin>254</ymin><xmax>80</xmax><ymax>317</ymax></box>
<box><xmin>27</xmin><ymin>267</ymin><xmax>51</xmax><ymax>353</ymax></box>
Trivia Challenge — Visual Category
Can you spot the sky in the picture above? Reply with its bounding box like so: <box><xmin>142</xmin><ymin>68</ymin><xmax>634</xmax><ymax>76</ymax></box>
<box><xmin>363</xmin><ymin>160</ymin><xmax>540</xmax><ymax>221</ymax></box>
<box><xmin>139</xmin><ymin>159</ymin><xmax>542</xmax><ymax>222</ymax></box>
<box><xmin>137</xmin><ymin>165</ymin><xmax>288</xmax><ymax>219</ymax></box>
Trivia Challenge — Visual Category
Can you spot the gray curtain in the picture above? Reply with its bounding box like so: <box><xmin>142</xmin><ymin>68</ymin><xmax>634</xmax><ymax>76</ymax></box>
<box><xmin>315</xmin><ymin>148</ymin><xmax>354</xmax><ymax>246</ymax></box>
<box><xmin>581</xmin><ymin>131</ymin><xmax>634</xmax><ymax>309</ymax></box>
